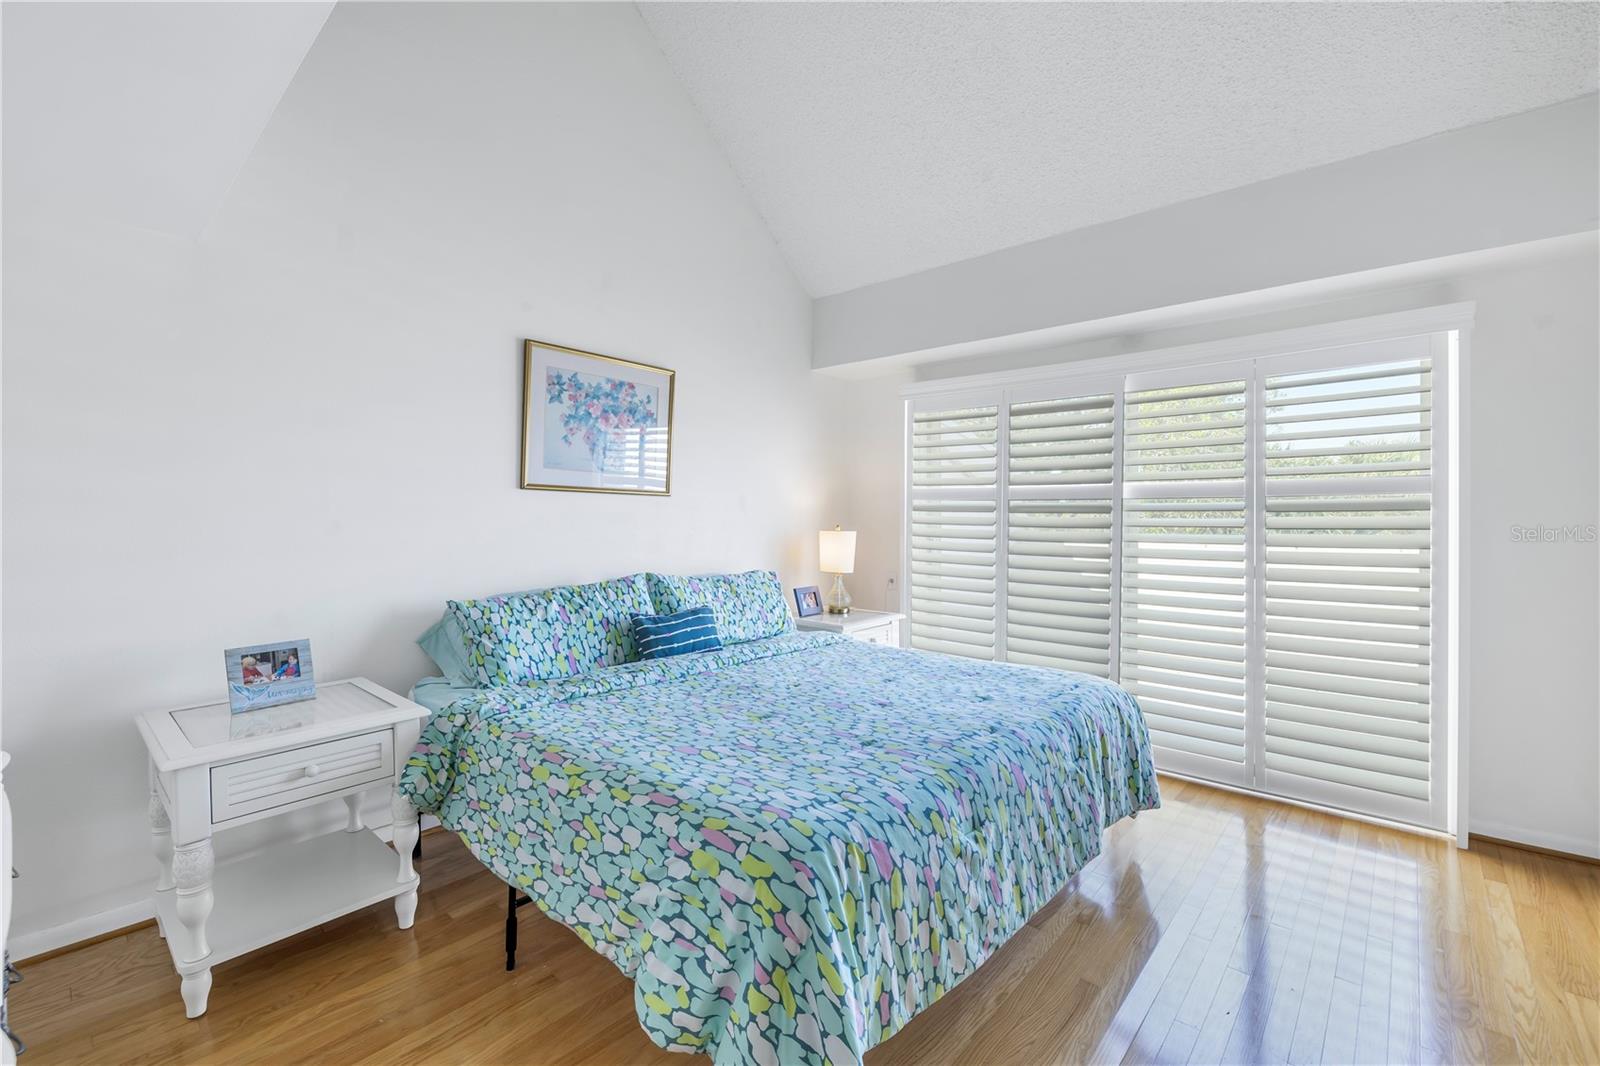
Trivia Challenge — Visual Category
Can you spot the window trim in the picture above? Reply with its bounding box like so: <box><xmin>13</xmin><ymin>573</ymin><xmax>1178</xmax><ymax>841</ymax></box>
<box><xmin>899</xmin><ymin>303</ymin><xmax>1473</xmax><ymax>844</ymax></box>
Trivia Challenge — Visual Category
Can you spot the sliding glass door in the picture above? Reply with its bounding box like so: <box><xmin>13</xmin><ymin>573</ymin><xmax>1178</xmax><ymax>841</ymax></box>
<box><xmin>904</xmin><ymin>332</ymin><xmax>1450</xmax><ymax>830</ymax></box>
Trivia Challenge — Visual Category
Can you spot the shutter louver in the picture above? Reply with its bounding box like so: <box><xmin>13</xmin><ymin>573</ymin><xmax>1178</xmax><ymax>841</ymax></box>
<box><xmin>1007</xmin><ymin>500</ymin><xmax>1113</xmax><ymax>675</ymax></box>
<box><xmin>910</xmin><ymin>405</ymin><xmax>999</xmax><ymax>659</ymax></box>
<box><xmin>1264</xmin><ymin>361</ymin><xmax>1431</xmax><ymax>479</ymax></box>
<box><xmin>1121</xmin><ymin>497</ymin><xmax>1248</xmax><ymax>769</ymax></box>
<box><xmin>1007</xmin><ymin>394</ymin><xmax>1116</xmax><ymax>486</ymax></box>
<box><xmin>1261</xmin><ymin>359</ymin><xmax>1433</xmax><ymax>805</ymax></box>
<box><xmin>1119</xmin><ymin>378</ymin><xmax>1250</xmax><ymax>778</ymax></box>
<box><xmin>911</xmin><ymin>405</ymin><xmax>999</xmax><ymax>488</ymax></box>
<box><xmin>1004</xmin><ymin>393</ymin><xmax>1116</xmax><ymax>676</ymax></box>
<box><xmin>1124</xmin><ymin>379</ymin><xmax>1247</xmax><ymax>482</ymax></box>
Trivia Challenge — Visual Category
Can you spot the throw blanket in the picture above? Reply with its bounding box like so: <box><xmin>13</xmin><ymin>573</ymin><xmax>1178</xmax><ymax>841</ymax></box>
<box><xmin>401</xmin><ymin>633</ymin><xmax>1159</xmax><ymax>1066</ymax></box>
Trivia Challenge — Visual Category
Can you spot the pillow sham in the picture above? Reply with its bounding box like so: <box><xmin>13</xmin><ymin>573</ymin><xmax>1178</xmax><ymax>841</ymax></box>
<box><xmin>419</xmin><ymin>578</ymin><xmax>552</xmax><ymax>684</ymax></box>
<box><xmin>644</xmin><ymin>569</ymin><xmax>793</xmax><ymax>645</ymax></box>
<box><xmin>448</xmin><ymin>573</ymin><xmax>654</xmax><ymax>686</ymax></box>
<box><xmin>416</xmin><ymin>613</ymin><xmax>474</xmax><ymax>685</ymax></box>
<box><xmin>631</xmin><ymin>606</ymin><xmax>722</xmax><ymax>660</ymax></box>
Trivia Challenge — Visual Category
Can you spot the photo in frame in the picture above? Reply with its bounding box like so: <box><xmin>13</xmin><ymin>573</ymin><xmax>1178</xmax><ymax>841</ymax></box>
<box><xmin>521</xmin><ymin>339</ymin><xmax>675</xmax><ymax>495</ymax></box>
<box><xmin>793</xmin><ymin>585</ymin><xmax>823</xmax><ymax>618</ymax></box>
<box><xmin>224</xmin><ymin>639</ymin><xmax>315</xmax><ymax>714</ymax></box>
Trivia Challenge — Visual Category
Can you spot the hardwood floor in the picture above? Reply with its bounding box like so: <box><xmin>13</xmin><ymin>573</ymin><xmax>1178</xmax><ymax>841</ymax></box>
<box><xmin>11</xmin><ymin>777</ymin><xmax>1599</xmax><ymax>1064</ymax></box>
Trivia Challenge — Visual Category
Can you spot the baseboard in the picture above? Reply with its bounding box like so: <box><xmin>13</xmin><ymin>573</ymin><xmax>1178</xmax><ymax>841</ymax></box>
<box><xmin>1468</xmin><ymin>821</ymin><xmax>1600</xmax><ymax>864</ymax></box>
<box><xmin>8</xmin><ymin>898</ymin><xmax>157</xmax><ymax>963</ymax></box>
<box><xmin>9</xmin><ymin>815</ymin><xmax>445</xmax><ymax>963</ymax></box>
<box><xmin>1163</xmin><ymin>775</ymin><xmax>1600</xmax><ymax>862</ymax></box>
<box><xmin>1156</xmin><ymin>771</ymin><xmax>1457</xmax><ymax>845</ymax></box>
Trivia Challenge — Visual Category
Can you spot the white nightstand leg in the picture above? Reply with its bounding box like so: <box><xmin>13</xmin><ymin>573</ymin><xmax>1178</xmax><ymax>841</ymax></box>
<box><xmin>390</xmin><ymin>789</ymin><xmax>420</xmax><ymax>929</ymax></box>
<box><xmin>148</xmin><ymin>787</ymin><xmax>174</xmax><ymax>892</ymax></box>
<box><xmin>172</xmin><ymin>838</ymin><xmax>214</xmax><ymax>1016</ymax></box>
<box><xmin>173</xmin><ymin>840</ymin><xmax>214</xmax><ymax>960</ymax></box>
<box><xmin>148</xmin><ymin>779</ymin><xmax>174</xmax><ymax>941</ymax></box>
<box><xmin>343</xmin><ymin>792</ymin><xmax>365</xmax><ymax>832</ymax></box>
<box><xmin>179</xmin><ymin>968</ymin><xmax>212</xmax><ymax>1020</ymax></box>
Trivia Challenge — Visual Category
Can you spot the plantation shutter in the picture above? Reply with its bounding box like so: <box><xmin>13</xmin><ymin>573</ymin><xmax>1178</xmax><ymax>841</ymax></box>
<box><xmin>1005</xmin><ymin>390</ymin><xmax>1117</xmax><ymax>675</ymax></box>
<box><xmin>908</xmin><ymin>398</ymin><xmax>1000</xmax><ymax>659</ymax></box>
<box><xmin>1259</xmin><ymin>349</ymin><xmax>1437</xmax><ymax>823</ymax></box>
<box><xmin>1118</xmin><ymin>371</ymin><xmax>1252</xmax><ymax>784</ymax></box>
<box><xmin>902</xmin><ymin>322</ymin><xmax>1455</xmax><ymax>832</ymax></box>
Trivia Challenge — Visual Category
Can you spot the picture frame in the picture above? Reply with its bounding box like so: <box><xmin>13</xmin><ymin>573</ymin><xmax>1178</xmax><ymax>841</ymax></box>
<box><xmin>793</xmin><ymin>585</ymin><xmax>823</xmax><ymax>618</ymax></box>
<box><xmin>224</xmin><ymin>639</ymin><xmax>316</xmax><ymax>714</ymax></box>
<box><xmin>521</xmin><ymin>339</ymin><xmax>675</xmax><ymax>495</ymax></box>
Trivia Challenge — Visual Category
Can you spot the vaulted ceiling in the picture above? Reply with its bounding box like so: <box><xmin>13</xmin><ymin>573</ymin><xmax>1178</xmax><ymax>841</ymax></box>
<box><xmin>7</xmin><ymin>1</ymin><xmax>1594</xmax><ymax>300</ymax></box>
<box><xmin>638</xmin><ymin>2</ymin><xmax>1599</xmax><ymax>296</ymax></box>
<box><xmin>2</xmin><ymin>2</ymin><xmax>332</xmax><ymax>239</ymax></box>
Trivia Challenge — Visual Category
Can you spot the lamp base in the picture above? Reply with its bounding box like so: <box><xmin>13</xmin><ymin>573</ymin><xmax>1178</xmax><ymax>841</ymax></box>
<box><xmin>824</xmin><ymin>573</ymin><xmax>852</xmax><ymax>615</ymax></box>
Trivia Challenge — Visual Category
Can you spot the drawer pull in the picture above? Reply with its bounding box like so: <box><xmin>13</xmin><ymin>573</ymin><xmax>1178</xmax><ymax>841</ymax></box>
<box><xmin>303</xmin><ymin>764</ymin><xmax>321</xmax><ymax>779</ymax></box>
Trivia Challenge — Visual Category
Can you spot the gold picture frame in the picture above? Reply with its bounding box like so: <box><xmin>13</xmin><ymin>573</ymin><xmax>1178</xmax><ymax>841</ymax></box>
<box><xmin>520</xmin><ymin>339</ymin><xmax>675</xmax><ymax>495</ymax></box>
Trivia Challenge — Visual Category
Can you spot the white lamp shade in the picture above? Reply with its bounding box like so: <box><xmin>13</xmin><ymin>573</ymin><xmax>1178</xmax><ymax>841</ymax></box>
<box><xmin>819</xmin><ymin>528</ymin><xmax>857</xmax><ymax>574</ymax></box>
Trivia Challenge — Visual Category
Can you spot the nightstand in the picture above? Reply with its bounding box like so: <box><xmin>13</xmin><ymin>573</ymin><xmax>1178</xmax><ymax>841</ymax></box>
<box><xmin>795</xmin><ymin>609</ymin><xmax>905</xmax><ymax>646</ymax></box>
<box><xmin>135</xmin><ymin>677</ymin><xmax>426</xmax><ymax>1018</ymax></box>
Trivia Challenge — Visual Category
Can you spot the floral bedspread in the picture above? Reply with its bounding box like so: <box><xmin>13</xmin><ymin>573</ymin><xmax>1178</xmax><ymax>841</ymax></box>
<box><xmin>400</xmin><ymin>632</ymin><xmax>1159</xmax><ymax>1066</ymax></box>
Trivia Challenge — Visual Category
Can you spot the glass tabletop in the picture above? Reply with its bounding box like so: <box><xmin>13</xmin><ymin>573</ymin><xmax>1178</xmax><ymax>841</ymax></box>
<box><xmin>170</xmin><ymin>680</ymin><xmax>396</xmax><ymax>747</ymax></box>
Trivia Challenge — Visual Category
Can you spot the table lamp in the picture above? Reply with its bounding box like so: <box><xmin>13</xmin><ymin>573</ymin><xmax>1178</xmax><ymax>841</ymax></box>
<box><xmin>819</xmin><ymin>525</ymin><xmax>857</xmax><ymax>615</ymax></box>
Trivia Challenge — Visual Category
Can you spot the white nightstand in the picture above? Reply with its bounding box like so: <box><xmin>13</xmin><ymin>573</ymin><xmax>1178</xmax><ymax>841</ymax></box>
<box><xmin>135</xmin><ymin>678</ymin><xmax>426</xmax><ymax>1018</ymax></box>
<box><xmin>795</xmin><ymin>609</ymin><xmax>905</xmax><ymax>646</ymax></box>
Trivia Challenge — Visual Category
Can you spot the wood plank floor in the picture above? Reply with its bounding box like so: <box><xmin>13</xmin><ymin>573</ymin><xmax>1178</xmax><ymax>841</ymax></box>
<box><xmin>11</xmin><ymin>777</ymin><xmax>1599</xmax><ymax>1064</ymax></box>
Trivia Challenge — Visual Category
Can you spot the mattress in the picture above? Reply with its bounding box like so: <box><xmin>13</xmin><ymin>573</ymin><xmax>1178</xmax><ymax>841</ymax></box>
<box><xmin>400</xmin><ymin>631</ymin><xmax>1159</xmax><ymax>1066</ymax></box>
<box><xmin>409</xmin><ymin>675</ymin><xmax>479</xmax><ymax>716</ymax></box>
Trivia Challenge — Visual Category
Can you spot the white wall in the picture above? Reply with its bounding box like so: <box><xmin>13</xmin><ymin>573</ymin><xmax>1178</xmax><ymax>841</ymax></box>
<box><xmin>815</xmin><ymin>95</ymin><xmax>1600</xmax><ymax>371</ymax></box>
<box><xmin>826</xmin><ymin>235</ymin><xmax>1600</xmax><ymax>857</ymax></box>
<box><xmin>1</xmin><ymin>1</ymin><xmax>334</xmax><ymax>240</ymax></box>
<box><xmin>1</xmin><ymin>3</ymin><xmax>828</xmax><ymax>953</ymax></box>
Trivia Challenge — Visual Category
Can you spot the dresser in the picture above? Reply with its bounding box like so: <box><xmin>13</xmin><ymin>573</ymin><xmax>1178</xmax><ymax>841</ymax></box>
<box><xmin>135</xmin><ymin>678</ymin><xmax>426</xmax><ymax>1018</ymax></box>
<box><xmin>795</xmin><ymin>608</ymin><xmax>905</xmax><ymax>646</ymax></box>
<box><xmin>1</xmin><ymin>751</ymin><xmax>17</xmax><ymax>1064</ymax></box>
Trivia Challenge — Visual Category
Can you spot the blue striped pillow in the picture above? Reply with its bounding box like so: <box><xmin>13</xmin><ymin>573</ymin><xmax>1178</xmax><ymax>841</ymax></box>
<box><xmin>631</xmin><ymin>606</ymin><xmax>722</xmax><ymax>660</ymax></box>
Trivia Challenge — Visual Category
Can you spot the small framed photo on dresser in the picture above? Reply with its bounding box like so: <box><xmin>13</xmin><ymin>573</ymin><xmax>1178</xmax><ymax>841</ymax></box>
<box><xmin>225</xmin><ymin>639</ymin><xmax>315</xmax><ymax>713</ymax></box>
<box><xmin>793</xmin><ymin>585</ymin><xmax>823</xmax><ymax>618</ymax></box>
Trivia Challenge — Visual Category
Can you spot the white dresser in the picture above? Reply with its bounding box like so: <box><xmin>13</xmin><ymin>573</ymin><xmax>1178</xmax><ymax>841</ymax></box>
<box><xmin>135</xmin><ymin>678</ymin><xmax>426</xmax><ymax>1018</ymax></box>
<box><xmin>796</xmin><ymin>608</ymin><xmax>905</xmax><ymax>646</ymax></box>
<box><xmin>1</xmin><ymin>751</ymin><xmax>16</xmax><ymax>1064</ymax></box>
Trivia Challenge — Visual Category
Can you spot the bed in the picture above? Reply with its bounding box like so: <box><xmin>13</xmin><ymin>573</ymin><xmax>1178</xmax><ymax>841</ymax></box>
<box><xmin>400</xmin><ymin>629</ymin><xmax>1158</xmax><ymax>1066</ymax></box>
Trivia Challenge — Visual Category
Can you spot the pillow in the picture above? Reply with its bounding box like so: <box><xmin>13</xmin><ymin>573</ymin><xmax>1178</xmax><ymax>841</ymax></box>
<box><xmin>645</xmin><ymin>569</ymin><xmax>793</xmax><ymax>645</ymax></box>
<box><xmin>447</xmin><ymin>573</ymin><xmax>654</xmax><ymax>685</ymax></box>
<box><xmin>418</xmin><ymin>578</ymin><xmax>552</xmax><ymax>684</ymax></box>
<box><xmin>416</xmin><ymin>613</ymin><xmax>474</xmax><ymax>685</ymax></box>
<box><xmin>631</xmin><ymin>606</ymin><xmax>722</xmax><ymax>660</ymax></box>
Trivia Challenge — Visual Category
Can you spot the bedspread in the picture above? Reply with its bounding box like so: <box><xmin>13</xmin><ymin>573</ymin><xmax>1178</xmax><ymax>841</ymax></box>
<box><xmin>401</xmin><ymin>632</ymin><xmax>1158</xmax><ymax>1066</ymax></box>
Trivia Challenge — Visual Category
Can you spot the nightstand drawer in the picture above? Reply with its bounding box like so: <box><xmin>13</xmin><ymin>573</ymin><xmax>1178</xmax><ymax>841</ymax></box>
<box><xmin>210</xmin><ymin>730</ymin><xmax>394</xmax><ymax>823</ymax></box>
<box><xmin>855</xmin><ymin>624</ymin><xmax>894</xmax><ymax>645</ymax></box>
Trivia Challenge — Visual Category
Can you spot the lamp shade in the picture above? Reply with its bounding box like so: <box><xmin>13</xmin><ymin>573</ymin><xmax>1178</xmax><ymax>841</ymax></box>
<box><xmin>819</xmin><ymin>527</ymin><xmax>857</xmax><ymax>575</ymax></box>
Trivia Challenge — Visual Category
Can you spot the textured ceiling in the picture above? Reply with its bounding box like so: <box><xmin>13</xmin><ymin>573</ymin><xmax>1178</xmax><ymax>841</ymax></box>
<box><xmin>639</xmin><ymin>2</ymin><xmax>1599</xmax><ymax>297</ymax></box>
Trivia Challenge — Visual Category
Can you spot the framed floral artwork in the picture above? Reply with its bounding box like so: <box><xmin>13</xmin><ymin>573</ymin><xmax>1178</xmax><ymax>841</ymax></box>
<box><xmin>521</xmin><ymin>339</ymin><xmax>675</xmax><ymax>495</ymax></box>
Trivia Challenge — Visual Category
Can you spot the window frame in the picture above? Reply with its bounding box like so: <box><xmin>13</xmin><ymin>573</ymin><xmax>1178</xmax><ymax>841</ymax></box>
<box><xmin>900</xmin><ymin>304</ymin><xmax>1470</xmax><ymax>840</ymax></box>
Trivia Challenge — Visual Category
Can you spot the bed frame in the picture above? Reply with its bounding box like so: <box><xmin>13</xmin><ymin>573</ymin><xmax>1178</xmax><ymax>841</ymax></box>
<box><xmin>506</xmin><ymin>885</ymin><xmax>534</xmax><ymax>970</ymax></box>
